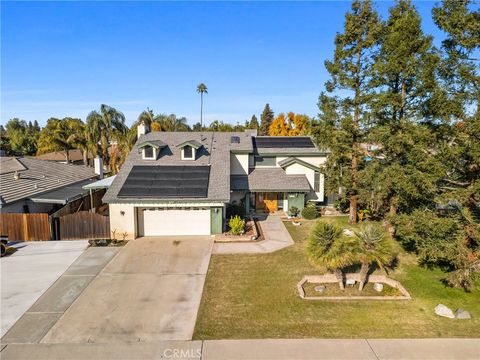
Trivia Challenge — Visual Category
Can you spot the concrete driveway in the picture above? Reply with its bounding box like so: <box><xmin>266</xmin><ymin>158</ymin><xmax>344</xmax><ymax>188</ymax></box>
<box><xmin>41</xmin><ymin>236</ymin><xmax>213</xmax><ymax>343</ymax></box>
<box><xmin>0</xmin><ymin>241</ymin><xmax>88</xmax><ymax>337</ymax></box>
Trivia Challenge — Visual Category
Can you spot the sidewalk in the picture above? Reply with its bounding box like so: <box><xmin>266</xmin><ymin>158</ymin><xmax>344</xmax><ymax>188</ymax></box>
<box><xmin>213</xmin><ymin>214</ymin><xmax>294</xmax><ymax>254</ymax></box>
<box><xmin>2</xmin><ymin>338</ymin><xmax>479</xmax><ymax>359</ymax></box>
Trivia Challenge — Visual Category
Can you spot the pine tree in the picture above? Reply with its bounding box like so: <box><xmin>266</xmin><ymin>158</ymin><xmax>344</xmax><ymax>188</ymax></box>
<box><xmin>314</xmin><ymin>0</ymin><xmax>382</xmax><ymax>224</ymax></box>
<box><xmin>248</xmin><ymin>114</ymin><xmax>259</xmax><ymax>129</ymax></box>
<box><xmin>369</xmin><ymin>0</ymin><xmax>441</xmax><ymax>217</ymax></box>
<box><xmin>259</xmin><ymin>104</ymin><xmax>274</xmax><ymax>135</ymax></box>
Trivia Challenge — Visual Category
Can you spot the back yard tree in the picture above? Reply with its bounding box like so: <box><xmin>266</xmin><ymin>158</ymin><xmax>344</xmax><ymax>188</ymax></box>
<box><xmin>248</xmin><ymin>114</ymin><xmax>259</xmax><ymax>129</ymax></box>
<box><xmin>314</xmin><ymin>0</ymin><xmax>382</xmax><ymax>224</ymax></box>
<box><xmin>259</xmin><ymin>103</ymin><xmax>274</xmax><ymax>135</ymax></box>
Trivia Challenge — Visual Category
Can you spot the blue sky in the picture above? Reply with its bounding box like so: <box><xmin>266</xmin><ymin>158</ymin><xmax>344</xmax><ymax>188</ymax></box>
<box><xmin>1</xmin><ymin>1</ymin><xmax>445</xmax><ymax>127</ymax></box>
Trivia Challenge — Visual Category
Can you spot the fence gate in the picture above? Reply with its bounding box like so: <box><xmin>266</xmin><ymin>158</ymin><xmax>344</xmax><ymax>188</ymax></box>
<box><xmin>59</xmin><ymin>211</ymin><xmax>110</xmax><ymax>240</ymax></box>
<box><xmin>0</xmin><ymin>213</ymin><xmax>51</xmax><ymax>241</ymax></box>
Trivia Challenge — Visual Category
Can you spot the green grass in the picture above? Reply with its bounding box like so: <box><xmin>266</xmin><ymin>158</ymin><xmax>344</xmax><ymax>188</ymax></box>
<box><xmin>194</xmin><ymin>216</ymin><xmax>480</xmax><ymax>339</ymax></box>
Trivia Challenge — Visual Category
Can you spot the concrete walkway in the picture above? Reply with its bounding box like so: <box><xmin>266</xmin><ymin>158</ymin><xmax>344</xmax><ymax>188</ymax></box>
<box><xmin>0</xmin><ymin>241</ymin><xmax>88</xmax><ymax>337</ymax></box>
<box><xmin>2</xmin><ymin>338</ymin><xmax>479</xmax><ymax>359</ymax></box>
<box><xmin>1</xmin><ymin>247</ymin><xmax>120</xmax><ymax>344</ymax></box>
<box><xmin>213</xmin><ymin>214</ymin><xmax>294</xmax><ymax>254</ymax></box>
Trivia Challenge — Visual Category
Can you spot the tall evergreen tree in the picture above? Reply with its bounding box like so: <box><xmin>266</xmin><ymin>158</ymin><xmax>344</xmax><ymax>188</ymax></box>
<box><xmin>313</xmin><ymin>0</ymin><xmax>382</xmax><ymax>224</ymax></box>
<box><xmin>248</xmin><ymin>114</ymin><xmax>259</xmax><ymax>129</ymax></box>
<box><xmin>259</xmin><ymin>103</ymin><xmax>274</xmax><ymax>135</ymax></box>
<box><xmin>369</xmin><ymin>0</ymin><xmax>441</xmax><ymax>217</ymax></box>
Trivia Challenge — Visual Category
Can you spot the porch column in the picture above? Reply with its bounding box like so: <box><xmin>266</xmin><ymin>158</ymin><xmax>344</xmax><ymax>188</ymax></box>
<box><xmin>245</xmin><ymin>192</ymin><xmax>250</xmax><ymax>215</ymax></box>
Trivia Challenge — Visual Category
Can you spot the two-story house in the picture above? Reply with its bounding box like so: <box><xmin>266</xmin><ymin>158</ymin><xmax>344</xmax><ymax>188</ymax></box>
<box><xmin>103</xmin><ymin>125</ymin><xmax>328</xmax><ymax>238</ymax></box>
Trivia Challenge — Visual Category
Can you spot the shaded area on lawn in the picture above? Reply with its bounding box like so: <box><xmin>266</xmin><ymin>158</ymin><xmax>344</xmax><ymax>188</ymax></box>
<box><xmin>194</xmin><ymin>216</ymin><xmax>480</xmax><ymax>339</ymax></box>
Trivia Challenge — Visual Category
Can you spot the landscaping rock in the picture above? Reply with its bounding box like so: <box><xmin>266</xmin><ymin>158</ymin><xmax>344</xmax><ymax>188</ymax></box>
<box><xmin>373</xmin><ymin>283</ymin><xmax>384</xmax><ymax>292</ymax></box>
<box><xmin>343</xmin><ymin>229</ymin><xmax>354</xmax><ymax>237</ymax></box>
<box><xmin>434</xmin><ymin>304</ymin><xmax>455</xmax><ymax>319</ymax></box>
<box><xmin>346</xmin><ymin>279</ymin><xmax>356</xmax><ymax>286</ymax></box>
<box><xmin>455</xmin><ymin>309</ymin><xmax>471</xmax><ymax>319</ymax></box>
<box><xmin>314</xmin><ymin>285</ymin><xmax>326</xmax><ymax>293</ymax></box>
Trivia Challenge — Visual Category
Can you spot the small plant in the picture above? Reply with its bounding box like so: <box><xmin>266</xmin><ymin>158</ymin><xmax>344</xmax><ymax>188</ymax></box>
<box><xmin>111</xmin><ymin>229</ymin><xmax>117</xmax><ymax>241</ymax></box>
<box><xmin>334</xmin><ymin>196</ymin><xmax>350</xmax><ymax>213</ymax></box>
<box><xmin>229</xmin><ymin>215</ymin><xmax>245</xmax><ymax>235</ymax></box>
<box><xmin>358</xmin><ymin>209</ymin><xmax>371</xmax><ymax>222</ymax></box>
<box><xmin>122</xmin><ymin>232</ymin><xmax>128</xmax><ymax>241</ymax></box>
<box><xmin>289</xmin><ymin>206</ymin><xmax>299</xmax><ymax>217</ymax></box>
<box><xmin>301</xmin><ymin>205</ymin><xmax>318</xmax><ymax>220</ymax></box>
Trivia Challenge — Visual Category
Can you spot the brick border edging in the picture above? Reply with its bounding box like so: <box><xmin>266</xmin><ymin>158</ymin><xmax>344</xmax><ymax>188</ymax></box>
<box><xmin>297</xmin><ymin>274</ymin><xmax>411</xmax><ymax>301</ymax></box>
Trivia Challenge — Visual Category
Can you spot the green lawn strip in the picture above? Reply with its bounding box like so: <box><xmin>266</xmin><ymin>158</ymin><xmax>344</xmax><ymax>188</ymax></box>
<box><xmin>194</xmin><ymin>217</ymin><xmax>480</xmax><ymax>339</ymax></box>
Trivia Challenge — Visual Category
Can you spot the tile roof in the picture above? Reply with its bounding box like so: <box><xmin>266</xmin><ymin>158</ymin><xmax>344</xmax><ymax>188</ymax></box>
<box><xmin>104</xmin><ymin>131</ymin><xmax>254</xmax><ymax>203</ymax></box>
<box><xmin>0</xmin><ymin>157</ymin><xmax>97</xmax><ymax>206</ymax></box>
<box><xmin>231</xmin><ymin>168</ymin><xmax>311</xmax><ymax>192</ymax></box>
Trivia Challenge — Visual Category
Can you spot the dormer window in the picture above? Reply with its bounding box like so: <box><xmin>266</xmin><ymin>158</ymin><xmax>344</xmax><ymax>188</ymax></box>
<box><xmin>176</xmin><ymin>140</ymin><xmax>202</xmax><ymax>161</ymax></box>
<box><xmin>137</xmin><ymin>140</ymin><xmax>167</xmax><ymax>161</ymax></box>
<box><xmin>143</xmin><ymin>145</ymin><xmax>156</xmax><ymax>160</ymax></box>
<box><xmin>182</xmin><ymin>145</ymin><xmax>194</xmax><ymax>160</ymax></box>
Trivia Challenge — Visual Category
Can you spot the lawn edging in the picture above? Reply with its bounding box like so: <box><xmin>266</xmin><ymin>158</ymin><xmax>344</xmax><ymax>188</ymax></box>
<box><xmin>297</xmin><ymin>274</ymin><xmax>412</xmax><ymax>301</ymax></box>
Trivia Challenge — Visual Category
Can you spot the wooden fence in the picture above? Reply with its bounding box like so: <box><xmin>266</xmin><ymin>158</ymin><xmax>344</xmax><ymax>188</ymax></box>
<box><xmin>0</xmin><ymin>213</ymin><xmax>51</xmax><ymax>241</ymax></box>
<box><xmin>59</xmin><ymin>211</ymin><xmax>110</xmax><ymax>240</ymax></box>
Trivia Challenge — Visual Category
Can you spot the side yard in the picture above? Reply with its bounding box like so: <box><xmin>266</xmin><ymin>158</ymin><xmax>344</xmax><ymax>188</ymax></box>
<box><xmin>194</xmin><ymin>217</ymin><xmax>480</xmax><ymax>339</ymax></box>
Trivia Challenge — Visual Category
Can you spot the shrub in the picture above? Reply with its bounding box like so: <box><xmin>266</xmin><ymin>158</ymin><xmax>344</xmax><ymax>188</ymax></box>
<box><xmin>334</xmin><ymin>196</ymin><xmax>350</xmax><ymax>213</ymax></box>
<box><xmin>301</xmin><ymin>205</ymin><xmax>318</xmax><ymax>219</ymax></box>
<box><xmin>289</xmin><ymin>206</ymin><xmax>299</xmax><ymax>216</ymax></box>
<box><xmin>229</xmin><ymin>215</ymin><xmax>245</xmax><ymax>235</ymax></box>
<box><xmin>226</xmin><ymin>202</ymin><xmax>245</xmax><ymax>219</ymax></box>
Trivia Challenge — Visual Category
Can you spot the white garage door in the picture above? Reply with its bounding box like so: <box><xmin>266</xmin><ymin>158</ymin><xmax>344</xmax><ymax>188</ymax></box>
<box><xmin>138</xmin><ymin>208</ymin><xmax>211</xmax><ymax>236</ymax></box>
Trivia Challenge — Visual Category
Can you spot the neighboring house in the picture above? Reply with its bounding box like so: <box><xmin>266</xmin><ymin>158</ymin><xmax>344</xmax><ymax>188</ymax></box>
<box><xmin>0</xmin><ymin>156</ymin><xmax>100</xmax><ymax>214</ymax></box>
<box><xmin>36</xmin><ymin>149</ymin><xmax>92</xmax><ymax>165</ymax></box>
<box><xmin>104</xmin><ymin>125</ymin><xmax>328</xmax><ymax>238</ymax></box>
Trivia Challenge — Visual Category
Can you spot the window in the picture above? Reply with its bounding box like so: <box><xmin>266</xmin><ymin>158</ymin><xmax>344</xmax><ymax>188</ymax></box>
<box><xmin>182</xmin><ymin>145</ymin><xmax>194</xmax><ymax>160</ymax></box>
<box><xmin>314</xmin><ymin>171</ymin><xmax>320</xmax><ymax>192</ymax></box>
<box><xmin>143</xmin><ymin>146</ymin><xmax>155</xmax><ymax>159</ymax></box>
<box><xmin>254</xmin><ymin>156</ymin><xmax>276</xmax><ymax>167</ymax></box>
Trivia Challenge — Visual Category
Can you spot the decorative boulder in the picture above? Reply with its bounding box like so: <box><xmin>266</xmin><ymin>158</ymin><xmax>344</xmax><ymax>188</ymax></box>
<box><xmin>373</xmin><ymin>283</ymin><xmax>384</xmax><ymax>292</ymax></box>
<box><xmin>343</xmin><ymin>229</ymin><xmax>354</xmax><ymax>237</ymax></box>
<box><xmin>434</xmin><ymin>304</ymin><xmax>455</xmax><ymax>319</ymax></box>
<box><xmin>346</xmin><ymin>279</ymin><xmax>356</xmax><ymax>286</ymax></box>
<box><xmin>455</xmin><ymin>309</ymin><xmax>471</xmax><ymax>319</ymax></box>
<box><xmin>314</xmin><ymin>285</ymin><xmax>326</xmax><ymax>293</ymax></box>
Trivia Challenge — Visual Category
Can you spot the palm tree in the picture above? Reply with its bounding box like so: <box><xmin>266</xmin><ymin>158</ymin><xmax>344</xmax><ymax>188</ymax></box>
<box><xmin>352</xmin><ymin>224</ymin><xmax>398</xmax><ymax>291</ymax></box>
<box><xmin>37</xmin><ymin>117</ymin><xmax>84</xmax><ymax>163</ymax></box>
<box><xmin>157</xmin><ymin>114</ymin><xmax>189</xmax><ymax>132</ymax></box>
<box><xmin>196</xmin><ymin>83</ymin><xmax>208</xmax><ymax>128</ymax></box>
<box><xmin>86</xmin><ymin>104</ymin><xmax>127</xmax><ymax>168</ymax></box>
<box><xmin>306</xmin><ymin>222</ymin><xmax>354</xmax><ymax>290</ymax></box>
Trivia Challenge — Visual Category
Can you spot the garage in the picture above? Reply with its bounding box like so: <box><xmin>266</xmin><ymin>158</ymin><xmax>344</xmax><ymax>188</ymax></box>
<box><xmin>137</xmin><ymin>208</ymin><xmax>211</xmax><ymax>236</ymax></box>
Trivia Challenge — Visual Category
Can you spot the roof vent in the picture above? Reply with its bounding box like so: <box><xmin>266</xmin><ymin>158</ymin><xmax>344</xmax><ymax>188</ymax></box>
<box><xmin>231</xmin><ymin>136</ymin><xmax>240</xmax><ymax>144</ymax></box>
<box><xmin>13</xmin><ymin>171</ymin><xmax>20</xmax><ymax>180</ymax></box>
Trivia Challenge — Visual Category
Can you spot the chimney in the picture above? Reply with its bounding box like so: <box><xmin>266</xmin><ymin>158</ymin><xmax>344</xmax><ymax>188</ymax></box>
<box><xmin>137</xmin><ymin>121</ymin><xmax>148</xmax><ymax>138</ymax></box>
<box><xmin>94</xmin><ymin>157</ymin><xmax>104</xmax><ymax>179</ymax></box>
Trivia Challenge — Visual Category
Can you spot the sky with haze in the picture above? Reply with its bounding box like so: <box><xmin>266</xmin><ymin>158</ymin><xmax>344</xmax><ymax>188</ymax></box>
<box><xmin>2</xmin><ymin>1</ymin><xmax>446</xmax><ymax>127</ymax></box>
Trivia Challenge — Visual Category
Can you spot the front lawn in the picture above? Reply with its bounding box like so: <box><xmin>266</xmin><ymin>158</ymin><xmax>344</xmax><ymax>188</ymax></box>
<box><xmin>194</xmin><ymin>216</ymin><xmax>480</xmax><ymax>339</ymax></box>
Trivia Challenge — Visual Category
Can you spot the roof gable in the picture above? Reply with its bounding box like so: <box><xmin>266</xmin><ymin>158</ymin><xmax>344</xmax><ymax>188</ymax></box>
<box><xmin>278</xmin><ymin>157</ymin><xmax>321</xmax><ymax>171</ymax></box>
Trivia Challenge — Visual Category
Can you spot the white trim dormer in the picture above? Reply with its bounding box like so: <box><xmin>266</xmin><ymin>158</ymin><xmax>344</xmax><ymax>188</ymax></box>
<box><xmin>142</xmin><ymin>145</ymin><xmax>157</xmax><ymax>160</ymax></box>
<box><xmin>137</xmin><ymin>140</ymin><xmax>167</xmax><ymax>161</ymax></box>
<box><xmin>181</xmin><ymin>145</ymin><xmax>196</xmax><ymax>160</ymax></box>
<box><xmin>176</xmin><ymin>140</ymin><xmax>202</xmax><ymax>161</ymax></box>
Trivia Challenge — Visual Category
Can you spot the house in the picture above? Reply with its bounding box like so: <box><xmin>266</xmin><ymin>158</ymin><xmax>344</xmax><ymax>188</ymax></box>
<box><xmin>0</xmin><ymin>156</ymin><xmax>101</xmax><ymax>214</ymax></box>
<box><xmin>36</xmin><ymin>149</ymin><xmax>92</xmax><ymax>165</ymax></box>
<box><xmin>103</xmin><ymin>125</ymin><xmax>328</xmax><ymax>238</ymax></box>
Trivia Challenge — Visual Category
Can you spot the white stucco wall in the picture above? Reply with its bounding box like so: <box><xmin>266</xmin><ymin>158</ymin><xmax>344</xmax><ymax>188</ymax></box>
<box><xmin>284</xmin><ymin>162</ymin><xmax>324</xmax><ymax>202</ymax></box>
<box><xmin>230</xmin><ymin>154</ymin><xmax>249</xmax><ymax>175</ymax></box>
<box><xmin>109</xmin><ymin>203</ymin><xmax>136</xmax><ymax>240</ymax></box>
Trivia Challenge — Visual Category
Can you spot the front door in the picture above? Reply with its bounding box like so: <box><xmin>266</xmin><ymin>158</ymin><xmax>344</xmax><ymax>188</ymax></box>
<box><xmin>255</xmin><ymin>192</ymin><xmax>277</xmax><ymax>213</ymax></box>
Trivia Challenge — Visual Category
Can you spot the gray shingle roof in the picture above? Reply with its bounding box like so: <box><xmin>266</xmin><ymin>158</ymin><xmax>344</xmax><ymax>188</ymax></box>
<box><xmin>231</xmin><ymin>168</ymin><xmax>311</xmax><ymax>192</ymax></box>
<box><xmin>104</xmin><ymin>131</ymin><xmax>254</xmax><ymax>203</ymax></box>
<box><xmin>0</xmin><ymin>157</ymin><xmax>97</xmax><ymax>206</ymax></box>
